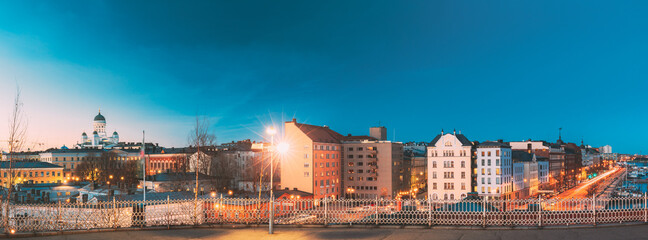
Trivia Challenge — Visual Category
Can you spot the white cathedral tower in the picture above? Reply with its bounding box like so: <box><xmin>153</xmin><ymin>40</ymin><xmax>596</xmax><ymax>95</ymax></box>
<box><xmin>78</xmin><ymin>110</ymin><xmax>119</xmax><ymax>148</ymax></box>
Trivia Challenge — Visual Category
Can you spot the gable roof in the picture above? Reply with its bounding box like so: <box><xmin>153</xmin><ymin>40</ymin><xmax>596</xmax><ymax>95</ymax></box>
<box><xmin>512</xmin><ymin>150</ymin><xmax>535</xmax><ymax>162</ymax></box>
<box><xmin>292</xmin><ymin>122</ymin><xmax>346</xmax><ymax>143</ymax></box>
<box><xmin>430</xmin><ymin>133</ymin><xmax>472</xmax><ymax>147</ymax></box>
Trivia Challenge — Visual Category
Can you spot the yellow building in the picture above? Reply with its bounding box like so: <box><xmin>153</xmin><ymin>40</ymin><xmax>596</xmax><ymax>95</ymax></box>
<box><xmin>0</xmin><ymin>161</ymin><xmax>64</xmax><ymax>187</ymax></box>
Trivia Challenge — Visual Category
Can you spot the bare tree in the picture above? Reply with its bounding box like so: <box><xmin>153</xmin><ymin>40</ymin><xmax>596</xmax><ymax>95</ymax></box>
<box><xmin>4</xmin><ymin>86</ymin><xmax>28</xmax><ymax>231</ymax></box>
<box><xmin>187</xmin><ymin>116</ymin><xmax>216</xmax><ymax>202</ymax></box>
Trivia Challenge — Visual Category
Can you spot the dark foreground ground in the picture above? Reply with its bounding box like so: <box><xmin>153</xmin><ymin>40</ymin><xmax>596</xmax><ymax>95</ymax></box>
<box><xmin>12</xmin><ymin>224</ymin><xmax>648</xmax><ymax>240</ymax></box>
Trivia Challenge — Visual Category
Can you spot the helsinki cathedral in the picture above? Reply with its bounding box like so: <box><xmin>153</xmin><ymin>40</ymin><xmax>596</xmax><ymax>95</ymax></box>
<box><xmin>77</xmin><ymin>110</ymin><xmax>119</xmax><ymax>148</ymax></box>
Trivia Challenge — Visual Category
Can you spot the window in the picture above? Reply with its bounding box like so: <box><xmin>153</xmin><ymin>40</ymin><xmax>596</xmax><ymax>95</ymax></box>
<box><xmin>432</xmin><ymin>172</ymin><xmax>437</xmax><ymax>179</ymax></box>
<box><xmin>461</xmin><ymin>172</ymin><xmax>466</xmax><ymax>179</ymax></box>
<box><xmin>357</xmin><ymin>147</ymin><xmax>363</xmax><ymax>151</ymax></box>
<box><xmin>496</xmin><ymin>150</ymin><xmax>500</xmax><ymax>157</ymax></box>
<box><xmin>348</xmin><ymin>155</ymin><xmax>353</xmax><ymax>159</ymax></box>
<box><xmin>432</xmin><ymin>183</ymin><xmax>437</xmax><ymax>190</ymax></box>
<box><xmin>304</xmin><ymin>172</ymin><xmax>309</xmax><ymax>177</ymax></box>
<box><xmin>432</xmin><ymin>161</ymin><xmax>437</xmax><ymax>168</ymax></box>
<box><xmin>488</xmin><ymin>151</ymin><xmax>491</xmax><ymax>157</ymax></box>
<box><xmin>461</xmin><ymin>161</ymin><xmax>465</xmax><ymax>168</ymax></box>
<box><xmin>348</xmin><ymin>147</ymin><xmax>353</xmax><ymax>151</ymax></box>
<box><xmin>304</xmin><ymin>163</ymin><xmax>310</xmax><ymax>168</ymax></box>
<box><xmin>304</xmin><ymin>154</ymin><xmax>309</xmax><ymax>159</ymax></box>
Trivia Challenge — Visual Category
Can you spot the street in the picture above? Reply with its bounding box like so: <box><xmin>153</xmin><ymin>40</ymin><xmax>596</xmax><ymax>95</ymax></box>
<box><xmin>553</xmin><ymin>167</ymin><xmax>622</xmax><ymax>199</ymax></box>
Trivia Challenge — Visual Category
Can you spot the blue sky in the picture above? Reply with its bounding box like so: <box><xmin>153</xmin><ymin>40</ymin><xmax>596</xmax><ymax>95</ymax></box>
<box><xmin>0</xmin><ymin>1</ymin><xmax>647</xmax><ymax>153</ymax></box>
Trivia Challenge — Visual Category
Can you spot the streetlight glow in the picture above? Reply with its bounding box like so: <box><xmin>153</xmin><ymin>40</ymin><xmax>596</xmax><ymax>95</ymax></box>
<box><xmin>277</xmin><ymin>142</ymin><xmax>289</xmax><ymax>154</ymax></box>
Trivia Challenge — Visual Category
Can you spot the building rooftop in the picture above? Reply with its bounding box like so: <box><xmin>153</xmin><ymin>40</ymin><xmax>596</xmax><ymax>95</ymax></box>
<box><xmin>430</xmin><ymin>133</ymin><xmax>473</xmax><ymax>147</ymax></box>
<box><xmin>512</xmin><ymin>150</ymin><xmax>535</xmax><ymax>162</ymax></box>
<box><xmin>289</xmin><ymin>119</ymin><xmax>346</xmax><ymax>143</ymax></box>
<box><xmin>478</xmin><ymin>141</ymin><xmax>511</xmax><ymax>148</ymax></box>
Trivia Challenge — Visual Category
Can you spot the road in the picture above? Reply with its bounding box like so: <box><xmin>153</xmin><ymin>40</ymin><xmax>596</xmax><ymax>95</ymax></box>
<box><xmin>553</xmin><ymin>167</ymin><xmax>622</xmax><ymax>199</ymax></box>
<box><xmin>17</xmin><ymin>224</ymin><xmax>648</xmax><ymax>240</ymax></box>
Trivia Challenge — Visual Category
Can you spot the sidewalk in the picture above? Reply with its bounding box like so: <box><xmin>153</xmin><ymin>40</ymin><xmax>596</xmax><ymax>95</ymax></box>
<box><xmin>16</xmin><ymin>224</ymin><xmax>648</xmax><ymax>240</ymax></box>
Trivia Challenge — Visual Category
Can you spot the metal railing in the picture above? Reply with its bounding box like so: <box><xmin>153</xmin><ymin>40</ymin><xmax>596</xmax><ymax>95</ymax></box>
<box><xmin>1</xmin><ymin>195</ymin><xmax>647</xmax><ymax>233</ymax></box>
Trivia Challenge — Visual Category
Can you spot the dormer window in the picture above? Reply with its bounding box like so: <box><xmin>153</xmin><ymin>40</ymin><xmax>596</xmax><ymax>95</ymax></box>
<box><xmin>445</xmin><ymin>141</ymin><xmax>452</xmax><ymax>147</ymax></box>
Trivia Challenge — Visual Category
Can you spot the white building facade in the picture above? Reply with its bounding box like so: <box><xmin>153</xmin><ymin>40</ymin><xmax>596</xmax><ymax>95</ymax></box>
<box><xmin>427</xmin><ymin>132</ymin><xmax>473</xmax><ymax>200</ymax></box>
<box><xmin>476</xmin><ymin>141</ymin><xmax>513</xmax><ymax>199</ymax></box>
<box><xmin>538</xmin><ymin>160</ymin><xmax>549</xmax><ymax>183</ymax></box>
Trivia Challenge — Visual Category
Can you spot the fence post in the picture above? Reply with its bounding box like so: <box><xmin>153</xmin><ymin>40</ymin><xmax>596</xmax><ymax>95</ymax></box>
<box><xmin>112</xmin><ymin>196</ymin><xmax>117</xmax><ymax>229</ymax></box>
<box><xmin>482</xmin><ymin>197</ymin><xmax>487</xmax><ymax>228</ymax></box>
<box><xmin>166</xmin><ymin>196</ymin><xmax>170</xmax><ymax>229</ymax></box>
<box><xmin>194</xmin><ymin>196</ymin><xmax>198</xmax><ymax>226</ymax></box>
<box><xmin>57</xmin><ymin>200</ymin><xmax>62</xmax><ymax>232</ymax></box>
<box><xmin>219</xmin><ymin>194</ymin><xmax>223</xmax><ymax>224</ymax></box>
<box><xmin>323</xmin><ymin>198</ymin><xmax>328</xmax><ymax>226</ymax></box>
<box><xmin>538</xmin><ymin>197</ymin><xmax>542</xmax><ymax>227</ymax></box>
<box><xmin>375</xmin><ymin>196</ymin><xmax>379</xmax><ymax>225</ymax></box>
<box><xmin>592</xmin><ymin>195</ymin><xmax>596</xmax><ymax>226</ymax></box>
<box><xmin>428</xmin><ymin>198</ymin><xmax>432</xmax><ymax>227</ymax></box>
<box><xmin>644</xmin><ymin>193</ymin><xmax>648</xmax><ymax>222</ymax></box>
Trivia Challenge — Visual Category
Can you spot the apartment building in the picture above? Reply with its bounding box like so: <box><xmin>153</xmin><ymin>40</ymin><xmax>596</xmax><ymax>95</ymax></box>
<box><xmin>282</xmin><ymin>119</ymin><xmax>344</xmax><ymax>200</ymax></box>
<box><xmin>41</xmin><ymin>148</ymin><xmax>141</xmax><ymax>178</ymax></box>
<box><xmin>511</xmin><ymin>150</ymin><xmax>539</xmax><ymax>199</ymax></box>
<box><xmin>342</xmin><ymin>129</ymin><xmax>404</xmax><ymax>199</ymax></box>
<box><xmin>476</xmin><ymin>141</ymin><xmax>513</xmax><ymax>199</ymax></box>
<box><xmin>509</xmin><ymin>140</ymin><xmax>564</xmax><ymax>188</ymax></box>
<box><xmin>0</xmin><ymin>161</ymin><xmax>64</xmax><ymax>187</ymax></box>
<box><xmin>427</xmin><ymin>131</ymin><xmax>473</xmax><ymax>200</ymax></box>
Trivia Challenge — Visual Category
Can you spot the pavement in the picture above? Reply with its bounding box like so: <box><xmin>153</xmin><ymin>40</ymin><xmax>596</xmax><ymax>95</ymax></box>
<box><xmin>12</xmin><ymin>224</ymin><xmax>648</xmax><ymax>240</ymax></box>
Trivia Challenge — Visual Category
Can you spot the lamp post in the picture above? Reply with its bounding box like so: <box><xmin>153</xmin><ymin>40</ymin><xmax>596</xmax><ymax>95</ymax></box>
<box><xmin>266</xmin><ymin>127</ymin><xmax>277</xmax><ymax>234</ymax></box>
<box><xmin>266</xmin><ymin>127</ymin><xmax>289</xmax><ymax>234</ymax></box>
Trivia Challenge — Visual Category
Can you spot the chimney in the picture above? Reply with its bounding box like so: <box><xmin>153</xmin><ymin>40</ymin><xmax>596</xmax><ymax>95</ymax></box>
<box><xmin>292</xmin><ymin>118</ymin><xmax>297</xmax><ymax>123</ymax></box>
<box><xmin>293</xmin><ymin>188</ymin><xmax>298</xmax><ymax>191</ymax></box>
<box><xmin>497</xmin><ymin>139</ymin><xmax>503</xmax><ymax>143</ymax></box>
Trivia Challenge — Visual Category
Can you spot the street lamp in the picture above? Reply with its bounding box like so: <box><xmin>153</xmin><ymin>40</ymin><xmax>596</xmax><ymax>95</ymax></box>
<box><xmin>266</xmin><ymin>126</ymin><xmax>289</xmax><ymax>235</ymax></box>
<box><xmin>266</xmin><ymin>127</ymin><xmax>277</xmax><ymax>234</ymax></box>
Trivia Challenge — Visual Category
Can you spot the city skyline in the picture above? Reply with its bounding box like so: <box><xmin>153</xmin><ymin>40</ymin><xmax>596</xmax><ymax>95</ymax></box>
<box><xmin>1</xmin><ymin>1</ymin><xmax>647</xmax><ymax>153</ymax></box>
